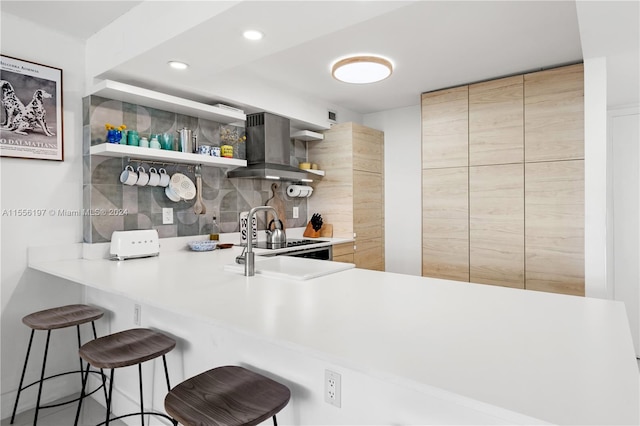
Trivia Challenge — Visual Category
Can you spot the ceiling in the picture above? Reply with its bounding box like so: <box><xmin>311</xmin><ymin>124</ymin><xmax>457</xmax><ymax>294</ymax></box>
<box><xmin>2</xmin><ymin>1</ymin><xmax>638</xmax><ymax>120</ymax></box>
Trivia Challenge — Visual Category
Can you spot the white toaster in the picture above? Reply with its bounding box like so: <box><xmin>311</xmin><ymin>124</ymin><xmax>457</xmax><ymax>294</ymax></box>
<box><xmin>110</xmin><ymin>230</ymin><xmax>160</xmax><ymax>260</ymax></box>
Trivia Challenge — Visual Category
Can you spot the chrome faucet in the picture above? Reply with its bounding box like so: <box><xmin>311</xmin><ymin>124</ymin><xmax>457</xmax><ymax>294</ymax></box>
<box><xmin>235</xmin><ymin>206</ymin><xmax>280</xmax><ymax>276</ymax></box>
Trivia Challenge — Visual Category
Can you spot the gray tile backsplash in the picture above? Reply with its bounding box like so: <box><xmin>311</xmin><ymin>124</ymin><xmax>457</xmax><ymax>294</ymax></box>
<box><xmin>83</xmin><ymin>95</ymin><xmax>308</xmax><ymax>243</ymax></box>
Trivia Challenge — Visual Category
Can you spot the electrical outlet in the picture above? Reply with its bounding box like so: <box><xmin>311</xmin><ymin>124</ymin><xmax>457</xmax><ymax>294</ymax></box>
<box><xmin>293</xmin><ymin>206</ymin><xmax>299</xmax><ymax>219</ymax></box>
<box><xmin>162</xmin><ymin>208</ymin><xmax>173</xmax><ymax>225</ymax></box>
<box><xmin>133</xmin><ymin>304</ymin><xmax>141</xmax><ymax>325</ymax></box>
<box><xmin>324</xmin><ymin>369</ymin><xmax>341</xmax><ymax>408</ymax></box>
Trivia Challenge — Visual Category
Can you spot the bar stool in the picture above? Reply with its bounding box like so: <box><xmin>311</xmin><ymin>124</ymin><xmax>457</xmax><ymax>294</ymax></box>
<box><xmin>74</xmin><ymin>327</ymin><xmax>176</xmax><ymax>426</ymax></box>
<box><xmin>164</xmin><ymin>366</ymin><xmax>291</xmax><ymax>426</ymax></box>
<box><xmin>11</xmin><ymin>304</ymin><xmax>105</xmax><ymax>425</ymax></box>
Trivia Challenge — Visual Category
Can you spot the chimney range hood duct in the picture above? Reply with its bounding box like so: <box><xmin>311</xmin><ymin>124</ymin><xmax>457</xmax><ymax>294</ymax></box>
<box><xmin>227</xmin><ymin>112</ymin><xmax>313</xmax><ymax>181</ymax></box>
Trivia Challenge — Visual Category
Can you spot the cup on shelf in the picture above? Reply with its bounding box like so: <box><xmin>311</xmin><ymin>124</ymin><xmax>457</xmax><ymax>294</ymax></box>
<box><xmin>135</xmin><ymin>166</ymin><xmax>149</xmax><ymax>186</ymax></box>
<box><xmin>158</xmin><ymin>168</ymin><xmax>170</xmax><ymax>187</ymax></box>
<box><xmin>150</xmin><ymin>137</ymin><xmax>161</xmax><ymax>149</ymax></box>
<box><xmin>127</xmin><ymin>130</ymin><xmax>139</xmax><ymax>146</ymax></box>
<box><xmin>159</xmin><ymin>133</ymin><xmax>174</xmax><ymax>150</ymax></box>
<box><xmin>211</xmin><ymin>146</ymin><xmax>221</xmax><ymax>157</ymax></box>
<box><xmin>119</xmin><ymin>165</ymin><xmax>138</xmax><ymax>186</ymax></box>
<box><xmin>139</xmin><ymin>137</ymin><xmax>149</xmax><ymax>148</ymax></box>
<box><xmin>147</xmin><ymin>167</ymin><xmax>161</xmax><ymax>186</ymax></box>
<box><xmin>198</xmin><ymin>145</ymin><xmax>211</xmax><ymax>155</ymax></box>
<box><xmin>221</xmin><ymin>145</ymin><xmax>233</xmax><ymax>158</ymax></box>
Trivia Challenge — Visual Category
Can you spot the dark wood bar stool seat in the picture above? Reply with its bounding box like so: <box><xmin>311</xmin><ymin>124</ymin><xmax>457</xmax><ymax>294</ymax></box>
<box><xmin>11</xmin><ymin>304</ymin><xmax>105</xmax><ymax>425</ymax></box>
<box><xmin>164</xmin><ymin>366</ymin><xmax>291</xmax><ymax>426</ymax></box>
<box><xmin>74</xmin><ymin>328</ymin><xmax>176</xmax><ymax>426</ymax></box>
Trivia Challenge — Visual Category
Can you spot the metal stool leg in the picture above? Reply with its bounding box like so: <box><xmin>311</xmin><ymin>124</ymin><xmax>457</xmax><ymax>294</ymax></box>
<box><xmin>10</xmin><ymin>329</ymin><xmax>35</xmax><ymax>424</ymax></box>
<box><xmin>73</xmin><ymin>362</ymin><xmax>91</xmax><ymax>426</ymax></box>
<box><xmin>91</xmin><ymin>321</ymin><xmax>108</xmax><ymax>402</ymax></box>
<box><xmin>138</xmin><ymin>363</ymin><xmax>144</xmax><ymax>426</ymax></box>
<box><xmin>33</xmin><ymin>330</ymin><xmax>52</xmax><ymax>426</ymax></box>
<box><xmin>273</xmin><ymin>415</ymin><xmax>278</xmax><ymax>426</ymax></box>
<box><xmin>105</xmin><ymin>369</ymin><xmax>115</xmax><ymax>426</ymax></box>
<box><xmin>162</xmin><ymin>355</ymin><xmax>171</xmax><ymax>391</ymax></box>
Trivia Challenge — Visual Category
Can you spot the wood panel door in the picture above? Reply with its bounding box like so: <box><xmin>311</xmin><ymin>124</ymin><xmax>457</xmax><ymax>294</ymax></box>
<box><xmin>353</xmin><ymin>170</ymin><xmax>383</xmax><ymax>241</ymax></box>
<box><xmin>469</xmin><ymin>164</ymin><xmax>524</xmax><ymax>288</ymax></box>
<box><xmin>353</xmin><ymin>123</ymin><xmax>384</xmax><ymax>173</ymax></box>
<box><xmin>469</xmin><ymin>75</ymin><xmax>523</xmax><ymax>166</ymax></box>
<box><xmin>422</xmin><ymin>167</ymin><xmax>469</xmax><ymax>281</ymax></box>
<box><xmin>524</xmin><ymin>63</ymin><xmax>584</xmax><ymax>162</ymax></box>
<box><xmin>422</xmin><ymin>86</ymin><xmax>469</xmax><ymax>169</ymax></box>
<box><xmin>525</xmin><ymin>160</ymin><xmax>584</xmax><ymax>295</ymax></box>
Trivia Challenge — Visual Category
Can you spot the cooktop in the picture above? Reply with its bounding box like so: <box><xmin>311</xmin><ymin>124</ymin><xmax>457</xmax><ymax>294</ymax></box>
<box><xmin>253</xmin><ymin>239</ymin><xmax>321</xmax><ymax>250</ymax></box>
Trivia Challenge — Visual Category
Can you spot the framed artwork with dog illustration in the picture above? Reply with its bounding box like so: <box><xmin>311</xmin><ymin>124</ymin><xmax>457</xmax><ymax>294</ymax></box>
<box><xmin>0</xmin><ymin>55</ymin><xmax>63</xmax><ymax>161</ymax></box>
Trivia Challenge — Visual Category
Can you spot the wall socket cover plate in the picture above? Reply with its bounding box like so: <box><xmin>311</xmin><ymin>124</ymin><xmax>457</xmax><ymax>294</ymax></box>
<box><xmin>162</xmin><ymin>208</ymin><xmax>173</xmax><ymax>224</ymax></box>
<box><xmin>324</xmin><ymin>369</ymin><xmax>341</xmax><ymax>408</ymax></box>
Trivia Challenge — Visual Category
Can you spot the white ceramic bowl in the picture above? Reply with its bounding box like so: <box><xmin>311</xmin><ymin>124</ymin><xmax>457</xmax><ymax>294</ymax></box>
<box><xmin>165</xmin><ymin>185</ymin><xmax>181</xmax><ymax>202</ymax></box>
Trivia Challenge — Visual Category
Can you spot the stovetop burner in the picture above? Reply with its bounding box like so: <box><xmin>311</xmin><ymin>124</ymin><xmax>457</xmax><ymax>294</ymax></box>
<box><xmin>251</xmin><ymin>239</ymin><xmax>322</xmax><ymax>250</ymax></box>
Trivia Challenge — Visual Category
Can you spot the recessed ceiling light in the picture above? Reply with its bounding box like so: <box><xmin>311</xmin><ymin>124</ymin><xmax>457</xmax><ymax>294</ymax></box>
<box><xmin>243</xmin><ymin>30</ymin><xmax>263</xmax><ymax>41</ymax></box>
<box><xmin>168</xmin><ymin>61</ymin><xmax>189</xmax><ymax>70</ymax></box>
<box><xmin>331</xmin><ymin>55</ymin><xmax>393</xmax><ymax>84</ymax></box>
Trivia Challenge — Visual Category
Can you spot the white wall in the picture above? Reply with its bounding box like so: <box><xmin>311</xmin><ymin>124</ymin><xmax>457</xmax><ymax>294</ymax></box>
<box><xmin>609</xmin><ymin>106</ymin><xmax>640</xmax><ymax>356</ymax></box>
<box><xmin>364</xmin><ymin>105</ymin><xmax>422</xmax><ymax>276</ymax></box>
<box><xmin>583</xmin><ymin>57</ymin><xmax>609</xmax><ymax>299</ymax></box>
<box><xmin>0</xmin><ymin>12</ymin><xmax>87</xmax><ymax>417</ymax></box>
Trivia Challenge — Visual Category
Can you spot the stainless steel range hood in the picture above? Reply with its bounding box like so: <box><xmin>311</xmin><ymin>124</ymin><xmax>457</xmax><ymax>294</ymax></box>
<box><xmin>227</xmin><ymin>112</ymin><xmax>313</xmax><ymax>182</ymax></box>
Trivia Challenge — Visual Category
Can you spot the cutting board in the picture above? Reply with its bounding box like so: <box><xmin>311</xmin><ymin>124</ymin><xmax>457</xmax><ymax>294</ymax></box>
<box><xmin>266</xmin><ymin>183</ymin><xmax>286</xmax><ymax>230</ymax></box>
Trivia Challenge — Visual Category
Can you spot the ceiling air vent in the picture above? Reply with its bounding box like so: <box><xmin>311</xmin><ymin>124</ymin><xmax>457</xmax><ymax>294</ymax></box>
<box><xmin>328</xmin><ymin>109</ymin><xmax>337</xmax><ymax>124</ymax></box>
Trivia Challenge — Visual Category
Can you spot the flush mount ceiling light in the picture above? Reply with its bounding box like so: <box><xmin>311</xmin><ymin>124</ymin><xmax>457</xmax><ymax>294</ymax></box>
<box><xmin>331</xmin><ymin>55</ymin><xmax>393</xmax><ymax>84</ymax></box>
<box><xmin>243</xmin><ymin>30</ymin><xmax>264</xmax><ymax>40</ymax></box>
<box><xmin>168</xmin><ymin>61</ymin><xmax>189</xmax><ymax>70</ymax></box>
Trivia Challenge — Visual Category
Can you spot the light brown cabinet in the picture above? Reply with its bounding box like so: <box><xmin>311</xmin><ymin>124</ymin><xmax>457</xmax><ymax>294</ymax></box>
<box><xmin>525</xmin><ymin>160</ymin><xmax>584</xmax><ymax>295</ymax></box>
<box><xmin>469</xmin><ymin>75</ymin><xmax>523</xmax><ymax>166</ymax></box>
<box><xmin>469</xmin><ymin>164</ymin><xmax>524</xmax><ymax>288</ymax></box>
<box><xmin>421</xmin><ymin>64</ymin><xmax>584</xmax><ymax>296</ymax></box>
<box><xmin>524</xmin><ymin>63</ymin><xmax>584</xmax><ymax>162</ymax></box>
<box><xmin>309</xmin><ymin>122</ymin><xmax>385</xmax><ymax>271</ymax></box>
<box><xmin>332</xmin><ymin>242</ymin><xmax>355</xmax><ymax>264</ymax></box>
<box><xmin>422</xmin><ymin>86</ymin><xmax>469</xmax><ymax>169</ymax></box>
<box><xmin>422</xmin><ymin>167</ymin><xmax>469</xmax><ymax>281</ymax></box>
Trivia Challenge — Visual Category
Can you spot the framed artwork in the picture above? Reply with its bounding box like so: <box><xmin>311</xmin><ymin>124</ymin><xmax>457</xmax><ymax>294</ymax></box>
<box><xmin>0</xmin><ymin>55</ymin><xmax>63</xmax><ymax>161</ymax></box>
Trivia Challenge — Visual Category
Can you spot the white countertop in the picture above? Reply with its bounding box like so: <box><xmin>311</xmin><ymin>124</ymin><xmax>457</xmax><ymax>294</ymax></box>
<box><xmin>28</xmin><ymin>242</ymin><xmax>639</xmax><ymax>425</ymax></box>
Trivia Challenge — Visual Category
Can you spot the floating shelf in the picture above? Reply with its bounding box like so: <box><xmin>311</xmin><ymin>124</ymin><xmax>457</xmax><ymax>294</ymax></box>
<box><xmin>305</xmin><ymin>169</ymin><xmax>325</xmax><ymax>177</ymax></box>
<box><xmin>88</xmin><ymin>80</ymin><xmax>246</xmax><ymax>125</ymax></box>
<box><xmin>292</xmin><ymin>130</ymin><xmax>324</xmax><ymax>142</ymax></box>
<box><xmin>90</xmin><ymin>143</ymin><xmax>247</xmax><ymax>169</ymax></box>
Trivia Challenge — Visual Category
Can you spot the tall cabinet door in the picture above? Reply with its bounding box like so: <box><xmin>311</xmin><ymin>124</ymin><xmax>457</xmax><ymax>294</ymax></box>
<box><xmin>469</xmin><ymin>75</ymin><xmax>523</xmax><ymax>166</ymax></box>
<box><xmin>422</xmin><ymin>86</ymin><xmax>469</xmax><ymax>169</ymax></box>
<box><xmin>469</xmin><ymin>164</ymin><xmax>524</xmax><ymax>288</ymax></box>
<box><xmin>525</xmin><ymin>160</ymin><xmax>584</xmax><ymax>295</ymax></box>
<box><xmin>422</xmin><ymin>167</ymin><xmax>469</xmax><ymax>281</ymax></box>
<box><xmin>524</xmin><ymin>63</ymin><xmax>584</xmax><ymax>162</ymax></box>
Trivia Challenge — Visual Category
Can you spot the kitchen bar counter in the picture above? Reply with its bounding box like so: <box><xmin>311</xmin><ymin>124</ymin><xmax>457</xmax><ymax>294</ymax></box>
<box><xmin>28</xmin><ymin>243</ymin><xmax>639</xmax><ymax>425</ymax></box>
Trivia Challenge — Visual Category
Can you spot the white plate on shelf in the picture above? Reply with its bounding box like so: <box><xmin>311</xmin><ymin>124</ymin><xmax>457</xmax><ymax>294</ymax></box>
<box><xmin>169</xmin><ymin>173</ymin><xmax>196</xmax><ymax>200</ymax></box>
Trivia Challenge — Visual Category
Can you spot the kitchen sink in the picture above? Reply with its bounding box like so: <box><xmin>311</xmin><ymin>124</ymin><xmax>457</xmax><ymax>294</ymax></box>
<box><xmin>223</xmin><ymin>256</ymin><xmax>355</xmax><ymax>280</ymax></box>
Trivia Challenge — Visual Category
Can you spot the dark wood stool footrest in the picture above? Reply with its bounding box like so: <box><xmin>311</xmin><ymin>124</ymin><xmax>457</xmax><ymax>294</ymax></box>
<box><xmin>165</xmin><ymin>366</ymin><xmax>291</xmax><ymax>426</ymax></box>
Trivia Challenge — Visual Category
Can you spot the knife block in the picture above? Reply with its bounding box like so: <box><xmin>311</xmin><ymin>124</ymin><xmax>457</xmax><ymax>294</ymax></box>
<box><xmin>303</xmin><ymin>222</ymin><xmax>333</xmax><ymax>238</ymax></box>
<box><xmin>303</xmin><ymin>222</ymin><xmax>321</xmax><ymax>238</ymax></box>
